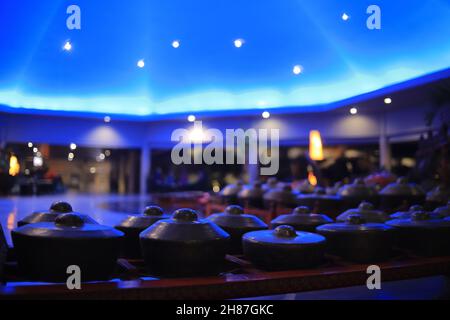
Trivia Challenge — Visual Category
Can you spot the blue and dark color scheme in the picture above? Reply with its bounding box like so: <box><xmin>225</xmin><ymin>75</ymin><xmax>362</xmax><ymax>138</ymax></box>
<box><xmin>0</xmin><ymin>0</ymin><xmax>449</xmax><ymax>117</ymax></box>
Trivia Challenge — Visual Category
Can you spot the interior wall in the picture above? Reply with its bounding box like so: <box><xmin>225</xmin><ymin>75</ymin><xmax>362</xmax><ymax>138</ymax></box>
<box><xmin>386</xmin><ymin>103</ymin><xmax>449</xmax><ymax>137</ymax></box>
<box><xmin>48</xmin><ymin>159</ymin><xmax>112</xmax><ymax>193</ymax></box>
<box><xmin>0</xmin><ymin>104</ymin><xmax>446</xmax><ymax>149</ymax></box>
<box><xmin>0</xmin><ymin>113</ymin><xmax>147</xmax><ymax>149</ymax></box>
<box><xmin>144</xmin><ymin>105</ymin><xmax>441</xmax><ymax>147</ymax></box>
<box><xmin>143</xmin><ymin>113</ymin><xmax>380</xmax><ymax>148</ymax></box>
<box><xmin>1</xmin><ymin>104</ymin><xmax>445</xmax><ymax>195</ymax></box>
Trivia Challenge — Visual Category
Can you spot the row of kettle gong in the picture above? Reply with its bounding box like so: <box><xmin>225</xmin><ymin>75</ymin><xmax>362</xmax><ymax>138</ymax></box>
<box><xmin>220</xmin><ymin>177</ymin><xmax>448</xmax><ymax>215</ymax></box>
<box><xmin>3</xmin><ymin>199</ymin><xmax>450</xmax><ymax>282</ymax></box>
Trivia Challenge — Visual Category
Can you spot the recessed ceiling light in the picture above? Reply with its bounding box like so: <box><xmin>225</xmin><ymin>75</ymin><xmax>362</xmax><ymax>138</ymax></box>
<box><xmin>234</xmin><ymin>39</ymin><xmax>244</xmax><ymax>48</ymax></box>
<box><xmin>33</xmin><ymin>155</ymin><xmax>43</xmax><ymax>167</ymax></box>
<box><xmin>350</xmin><ymin>107</ymin><xmax>358</xmax><ymax>115</ymax></box>
<box><xmin>172</xmin><ymin>40</ymin><xmax>180</xmax><ymax>48</ymax></box>
<box><xmin>63</xmin><ymin>41</ymin><xmax>72</xmax><ymax>51</ymax></box>
<box><xmin>342</xmin><ymin>13</ymin><xmax>350</xmax><ymax>21</ymax></box>
<box><xmin>28</xmin><ymin>142</ymin><xmax>33</xmax><ymax>148</ymax></box>
<box><xmin>293</xmin><ymin>65</ymin><xmax>303</xmax><ymax>75</ymax></box>
<box><xmin>70</xmin><ymin>143</ymin><xmax>77</xmax><ymax>150</ymax></box>
<box><xmin>33</xmin><ymin>147</ymin><xmax>38</xmax><ymax>153</ymax></box>
<box><xmin>189</xmin><ymin>127</ymin><xmax>206</xmax><ymax>143</ymax></box>
<box><xmin>137</xmin><ymin>59</ymin><xmax>145</xmax><ymax>68</ymax></box>
<box><xmin>104</xmin><ymin>116</ymin><xmax>111</xmax><ymax>123</ymax></box>
<box><xmin>384</xmin><ymin>97</ymin><xmax>392</xmax><ymax>104</ymax></box>
<box><xmin>187</xmin><ymin>115</ymin><xmax>196</xmax><ymax>122</ymax></box>
<box><xmin>262</xmin><ymin>111</ymin><xmax>271</xmax><ymax>119</ymax></box>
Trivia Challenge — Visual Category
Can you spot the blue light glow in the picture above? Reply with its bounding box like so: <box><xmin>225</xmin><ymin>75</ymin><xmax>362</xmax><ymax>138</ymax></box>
<box><xmin>0</xmin><ymin>0</ymin><xmax>449</xmax><ymax>117</ymax></box>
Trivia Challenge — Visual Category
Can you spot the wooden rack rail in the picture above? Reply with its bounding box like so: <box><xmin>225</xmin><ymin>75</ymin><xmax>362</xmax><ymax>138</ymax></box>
<box><xmin>2</xmin><ymin>253</ymin><xmax>450</xmax><ymax>300</ymax></box>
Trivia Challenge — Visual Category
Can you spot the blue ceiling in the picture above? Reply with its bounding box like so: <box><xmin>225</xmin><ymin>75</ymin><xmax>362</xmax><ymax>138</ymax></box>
<box><xmin>0</xmin><ymin>0</ymin><xmax>449</xmax><ymax>118</ymax></box>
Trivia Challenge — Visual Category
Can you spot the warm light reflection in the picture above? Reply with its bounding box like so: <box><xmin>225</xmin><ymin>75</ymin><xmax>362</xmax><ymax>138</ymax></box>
<box><xmin>309</xmin><ymin>130</ymin><xmax>324</xmax><ymax>161</ymax></box>
<box><xmin>308</xmin><ymin>172</ymin><xmax>318</xmax><ymax>186</ymax></box>
<box><xmin>7</xmin><ymin>210</ymin><xmax>17</xmax><ymax>230</ymax></box>
<box><xmin>9</xmin><ymin>155</ymin><xmax>20</xmax><ymax>176</ymax></box>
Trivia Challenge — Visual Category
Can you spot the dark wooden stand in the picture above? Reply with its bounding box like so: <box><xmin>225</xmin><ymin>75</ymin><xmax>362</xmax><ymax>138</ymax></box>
<box><xmin>2</xmin><ymin>253</ymin><xmax>450</xmax><ymax>300</ymax></box>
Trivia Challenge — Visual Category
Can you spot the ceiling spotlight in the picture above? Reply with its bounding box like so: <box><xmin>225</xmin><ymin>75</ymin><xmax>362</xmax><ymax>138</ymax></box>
<box><xmin>137</xmin><ymin>59</ymin><xmax>145</xmax><ymax>68</ymax></box>
<box><xmin>262</xmin><ymin>111</ymin><xmax>271</xmax><ymax>119</ymax></box>
<box><xmin>33</xmin><ymin>147</ymin><xmax>38</xmax><ymax>153</ymax></box>
<box><xmin>350</xmin><ymin>107</ymin><xmax>358</xmax><ymax>115</ymax></box>
<box><xmin>68</xmin><ymin>152</ymin><xmax>75</xmax><ymax>161</ymax></box>
<box><xmin>384</xmin><ymin>97</ymin><xmax>392</xmax><ymax>104</ymax></box>
<box><xmin>234</xmin><ymin>39</ymin><xmax>244</xmax><ymax>48</ymax></box>
<box><xmin>33</xmin><ymin>156</ymin><xmax>43</xmax><ymax>167</ymax></box>
<box><xmin>172</xmin><ymin>40</ymin><xmax>180</xmax><ymax>48</ymax></box>
<box><xmin>293</xmin><ymin>65</ymin><xmax>303</xmax><ymax>75</ymax></box>
<box><xmin>63</xmin><ymin>41</ymin><xmax>72</xmax><ymax>51</ymax></box>
<box><xmin>28</xmin><ymin>142</ymin><xmax>33</xmax><ymax>148</ymax></box>
<box><xmin>104</xmin><ymin>116</ymin><xmax>111</xmax><ymax>123</ymax></box>
<box><xmin>187</xmin><ymin>115</ymin><xmax>196</xmax><ymax>122</ymax></box>
<box><xmin>189</xmin><ymin>127</ymin><xmax>206</xmax><ymax>143</ymax></box>
<box><xmin>342</xmin><ymin>13</ymin><xmax>350</xmax><ymax>21</ymax></box>
<box><xmin>70</xmin><ymin>143</ymin><xmax>77</xmax><ymax>150</ymax></box>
